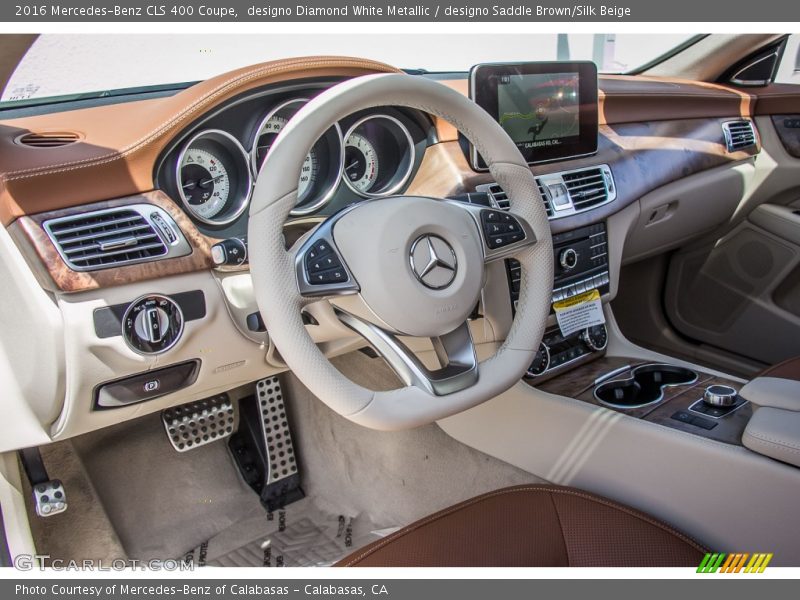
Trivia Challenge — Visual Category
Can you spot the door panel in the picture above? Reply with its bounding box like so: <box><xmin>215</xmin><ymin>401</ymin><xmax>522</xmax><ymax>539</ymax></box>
<box><xmin>666</xmin><ymin>217</ymin><xmax>800</xmax><ymax>364</ymax></box>
<box><xmin>665</xmin><ymin>95</ymin><xmax>800</xmax><ymax>366</ymax></box>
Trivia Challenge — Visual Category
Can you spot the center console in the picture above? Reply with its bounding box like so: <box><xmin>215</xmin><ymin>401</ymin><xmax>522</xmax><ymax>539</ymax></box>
<box><xmin>504</xmin><ymin>220</ymin><xmax>611</xmax><ymax>381</ymax></box>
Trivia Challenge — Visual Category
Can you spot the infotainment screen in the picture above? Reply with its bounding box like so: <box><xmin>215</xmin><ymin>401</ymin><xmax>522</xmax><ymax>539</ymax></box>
<box><xmin>469</xmin><ymin>62</ymin><xmax>598</xmax><ymax>170</ymax></box>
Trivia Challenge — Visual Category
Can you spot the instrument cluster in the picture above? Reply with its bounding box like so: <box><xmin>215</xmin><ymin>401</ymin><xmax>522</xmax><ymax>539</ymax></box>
<box><xmin>158</xmin><ymin>88</ymin><xmax>428</xmax><ymax>233</ymax></box>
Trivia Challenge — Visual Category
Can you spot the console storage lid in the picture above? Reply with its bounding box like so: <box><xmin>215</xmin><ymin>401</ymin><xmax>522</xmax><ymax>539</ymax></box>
<box><xmin>743</xmin><ymin>408</ymin><xmax>800</xmax><ymax>468</ymax></box>
<box><xmin>740</xmin><ymin>377</ymin><xmax>800</xmax><ymax>411</ymax></box>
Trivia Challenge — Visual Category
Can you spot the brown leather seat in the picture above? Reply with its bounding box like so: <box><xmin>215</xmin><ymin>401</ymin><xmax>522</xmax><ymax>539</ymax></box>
<box><xmin>759</xmin><ymin>356</ymin><xmax>800</xmax><ymax>381</ymax></box>
<box><xmin>337</xmin><ymin>485</ymin><xmax>707</xmax><ymax>567</ymax></box>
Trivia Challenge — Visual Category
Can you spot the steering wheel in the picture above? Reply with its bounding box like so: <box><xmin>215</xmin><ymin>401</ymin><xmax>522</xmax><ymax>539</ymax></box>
<box><xmin>248</xmin><ymin>73</ymin><xmax>553</xmax><ymax>430</ymax></box>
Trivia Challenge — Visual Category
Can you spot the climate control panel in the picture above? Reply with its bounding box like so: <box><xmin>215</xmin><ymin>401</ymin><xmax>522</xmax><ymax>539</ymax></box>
<box><xmin>526</xmin><ymin>324</ymin><xmax>608</xmax><ymax>379</ymax></box>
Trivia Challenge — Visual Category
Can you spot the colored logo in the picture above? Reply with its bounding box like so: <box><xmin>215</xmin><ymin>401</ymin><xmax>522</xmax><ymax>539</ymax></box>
<box><xmin>697</xmin><ymin>553</ymin><xmax>773</xmax><ymax>573</ymax></box>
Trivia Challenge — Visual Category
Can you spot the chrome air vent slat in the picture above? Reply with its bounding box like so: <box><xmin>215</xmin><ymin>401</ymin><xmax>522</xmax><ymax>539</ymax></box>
<box><xmin>476</xmin><ymin>164</ymin><xmax>615</xmax><ymax>221</ymax></box>
<box><xmin>722</xmin><ymin>120</ymin><xmax>757</xmax><ymax>152</ymax></box>
<box><xmin>44</xmin><ymin>204</ymin><xmax>192</xmax><ymax>272</ymax></box>
<box><xmin>56</xmin><ymin>223</ymin><xmax>154</xmax><ymax>245</ymax></box>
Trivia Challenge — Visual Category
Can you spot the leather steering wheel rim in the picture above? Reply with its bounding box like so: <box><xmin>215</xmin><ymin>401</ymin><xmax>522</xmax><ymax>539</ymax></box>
<box><xmin>248</xmin><ymin>73</ymin><xmax>553</xmax><ymax>430</ymax></box>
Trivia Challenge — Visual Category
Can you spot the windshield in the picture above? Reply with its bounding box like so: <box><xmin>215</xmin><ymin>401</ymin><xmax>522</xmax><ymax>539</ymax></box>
<box><xmin>2</xmin><ymin>33</ymin><xmax>697</xmax><ymax>104</ymax></box>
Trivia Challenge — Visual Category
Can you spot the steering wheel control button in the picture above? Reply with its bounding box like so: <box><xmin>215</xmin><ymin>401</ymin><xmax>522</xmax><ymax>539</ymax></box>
<box><xmin>304</xmin><ymin>243</ymin><xmax>348</xmax><ymax>286</ymax></box>
<box><xmin>410</xmin><ymin>234</ymin><xmax>458</xmax><ymax>290</ymax></box>
<box><xmin>306</xmin><ymin>254</ymin><xmax>341</xmax><ymax>274</ymax></box>
<box><xmin>306</xmin><ymin>241</ymin><xmax>332</xmax><ymax>261</ymax></box>
<box><xmin>122</xmin><ymin>294</ymin><xmax>184</xmax><ymax>355</ymax></box>
<box><xmin>480</xmin><ymin>209</ymin><xmax>525</xmax><ymax>249</ymax></box>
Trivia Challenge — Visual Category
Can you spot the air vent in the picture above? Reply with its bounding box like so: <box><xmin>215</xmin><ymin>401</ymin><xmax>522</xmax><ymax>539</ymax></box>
<box><xmin>483</xmin><ymin>182</ymin><xmax>552</xmax><ymax>217</ymax></box>
<box><xmin>722</xmin><ymin>120</ymin><xmax>757</xmax><ymax>152</ymax></box>
<box><xmin>561</xmin><ymin>167</ymin><xmax>609</xmax><ymax>211</ymax></box>
<box><xmin>44</xmin><ymin>205</ymin><xmax>191</xmax><ymax>272</ymax></box>
<box><xmin>17</xmin><ymin>131</ymin><xmax>80</xmax><ymax>148</ymax></box>
<box><xmin>477</xmin><ymin>164</ymin><xmax>615</xmax><ymax>220</ymax></box>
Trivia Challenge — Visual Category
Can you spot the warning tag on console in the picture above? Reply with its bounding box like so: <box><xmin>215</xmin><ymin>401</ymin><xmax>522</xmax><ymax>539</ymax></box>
<box><xmin>553</xmin><ymin>289</ymin><xmax>605</xmax><ymax>337</ymax></box>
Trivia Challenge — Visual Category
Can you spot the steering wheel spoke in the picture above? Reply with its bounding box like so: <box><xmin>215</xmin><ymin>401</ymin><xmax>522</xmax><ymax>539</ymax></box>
<box><xmin>249</xmin><ymin>72</ymin><xmax>553</xmax><ymax>429</ymax></box>
<box><xmin>334</xmin><ymin>307</ymin><xmax>478</xmax><ymax>396</ymax></box>
<box><xmin>448</xmin><ymin>200</ymin><xmax>537</xmax><ymax>263</ymax></box>
<box><xmin>294</xmin><ymin>217</ymin><xmax>360</xmax><ymax>298</ymax></box>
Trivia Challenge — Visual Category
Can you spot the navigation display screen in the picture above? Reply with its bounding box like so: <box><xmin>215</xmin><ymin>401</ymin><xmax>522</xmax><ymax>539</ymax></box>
<box><xmin>469</xmin><ymin>62</ymin><xmax>598</xmax><ymax>169</ymax></box>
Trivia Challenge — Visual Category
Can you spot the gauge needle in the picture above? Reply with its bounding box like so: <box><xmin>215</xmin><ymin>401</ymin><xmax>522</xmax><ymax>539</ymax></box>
<box><xmin>200</xmin><ymin>175</ymin><xmax>224</xmax><ymax>186</ymax></box>
<box><xmin>345</xmin><ymin>161</ymin><xmax>360</xmax><ymax>171</ymax></box>
<box><xmin>182</xmin><ymin>181</ymin><xmax>197</xmax><ymax>190</ymax></box>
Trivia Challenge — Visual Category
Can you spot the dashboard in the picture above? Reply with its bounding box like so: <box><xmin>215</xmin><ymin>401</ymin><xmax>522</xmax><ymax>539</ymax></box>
<box><xmin>154</xmin><ymin>83</ymin><xmax>431</xmax><ymax>240</ymax></box>
<box><xmin>0</xmin><ymin>55</ymin><xmax>772</xmax><ymax>448</ymax></box>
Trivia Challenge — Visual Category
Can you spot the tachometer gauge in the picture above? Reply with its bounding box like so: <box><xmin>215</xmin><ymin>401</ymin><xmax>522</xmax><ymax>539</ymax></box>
<box><xmin>177</xmin><ymin>129</ymin><xmax>252</xmax><ymax>226</ymax></box>
<box><xmin>342</xmin><ymin>114</ymin><xmax>415</xmax><ymax>198</ymax></box>
<box><xmin>252</xmin><ymin>99</ymin><xmax>343</xmax><ymax>216</ymax></box>
<box><xmin>343</xmin><ymin>133</ymin><xmax>379</xmax><ymax>193</ymax></box>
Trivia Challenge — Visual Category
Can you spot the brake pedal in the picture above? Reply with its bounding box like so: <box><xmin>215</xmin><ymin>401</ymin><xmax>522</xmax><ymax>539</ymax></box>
<box><xmin>162</xmin><ymin>393</ymin><xmax>235</xmax><ymax>452</ymax></box>
<box><xmin>229</xmin><ymin>376</ymin><xmax>303</xmax><ymax>511</ymax></box>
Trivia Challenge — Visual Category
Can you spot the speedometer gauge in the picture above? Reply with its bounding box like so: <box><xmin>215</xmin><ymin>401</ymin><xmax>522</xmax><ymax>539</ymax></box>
<box><xmin>252</xmin><ymin>99</ymin><xmax>344</xmax><ymax>216</ymax></box>
<box><xmin>179</xmin><ymin>148</ymin><xmax>231</xmax><ymax>220</ymax></box>
<box><xmin>343</xmin><ymin>133</ymin><xmax>379</xmax><ymax>193</ymax></box>
<box><xmin>176</xmin><ymin>129</ymin><xmax>252</xmax><ymax>226</ymax></box>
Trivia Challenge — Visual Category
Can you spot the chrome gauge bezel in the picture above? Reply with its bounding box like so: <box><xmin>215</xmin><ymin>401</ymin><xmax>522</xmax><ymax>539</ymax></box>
<box><xmin>176</xmin><ymin>129</ymin><xmax>253</xmax><ymax>226</ymax></box>
<box><xmin>251</xmin><ymin>98</ymin><xmax>345</xmax><ymax>217</ymax></box>
<box><xmin>342</xmin><ymin>114</ymin><xmax>416</xmax><ymax>199</ymax></box>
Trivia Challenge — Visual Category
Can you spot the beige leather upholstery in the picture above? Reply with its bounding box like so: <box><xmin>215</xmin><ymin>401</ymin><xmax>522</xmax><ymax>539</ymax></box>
<box><xmin>337</xmin><ymin>485</ymin><xmax>707</xmax><ymax>567</ymax></box>
<box><xmin>744</xmin><ymin>408</ymin><xmax>800</xmax><ymax>469</ymax></box>
<box><xmin>740</xmin><ymin>377</ymin><xmax>800</xmax><ymax>411</ymax></box>
<box><xmin>741</xmin><ymin>357</ymin><xmax>800</xmax><ymax>468</ymax></box>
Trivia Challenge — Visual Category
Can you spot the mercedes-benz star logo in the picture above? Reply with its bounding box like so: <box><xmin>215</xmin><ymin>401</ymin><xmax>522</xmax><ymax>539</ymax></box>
<box><xmin>409</xmin><ymin>234</ymin><xmax>457</xmax><ymax>290</ymax></box>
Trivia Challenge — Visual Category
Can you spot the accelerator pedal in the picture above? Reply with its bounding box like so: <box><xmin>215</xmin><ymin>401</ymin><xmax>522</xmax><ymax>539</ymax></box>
<box><xmin>229</xmin><ymin>376</ymin><xmax>303</xmax><ymax>511</ymax></box>
<box><xmin>162</xmin><ymin>393</ymin><xmax>235</xmax><ymax>452</ymax></box>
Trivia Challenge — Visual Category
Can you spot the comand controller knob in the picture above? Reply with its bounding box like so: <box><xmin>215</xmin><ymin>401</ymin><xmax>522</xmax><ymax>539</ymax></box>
<box><xmin>703</xmin><ymin>385</ymin><xmax>738</xmax><ymax>407</ymax></box>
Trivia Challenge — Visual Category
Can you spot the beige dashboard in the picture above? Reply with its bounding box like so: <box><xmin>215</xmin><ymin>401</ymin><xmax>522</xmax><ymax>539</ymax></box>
<box><xmin>1</xmin><ymin>56</ymin><xmax>797</xmax><ymax>453</ymax></box>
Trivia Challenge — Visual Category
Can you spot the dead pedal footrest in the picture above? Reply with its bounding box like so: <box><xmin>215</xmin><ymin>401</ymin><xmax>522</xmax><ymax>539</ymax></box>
<box><xmin>228</xmin><ymin>376</ymin><xmax>303</xmax><ymax>511</ymax></box>
<box><xmin>162</xmin><ymin>393</ymin><xmax>235</xmax><ymax>452</ymax></box>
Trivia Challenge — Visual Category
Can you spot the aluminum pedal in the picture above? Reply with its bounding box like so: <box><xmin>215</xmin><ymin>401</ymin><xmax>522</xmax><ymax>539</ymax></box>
<box><xmin>256</xmin><ymin>377</ymin><xmax>298</xmax><ymax>484</ymax></box>
<box><xmin>32</xmin><ymin>480</ymin><xmax>67</xmax><ymax>517</ymax></box>
<box><xmin>162</xmin><ymin>393</ymin><xmax>235</xmax><ymax>452</ymax></box>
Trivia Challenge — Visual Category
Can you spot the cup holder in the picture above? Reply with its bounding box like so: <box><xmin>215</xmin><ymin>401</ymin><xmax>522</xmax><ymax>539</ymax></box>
<box><xmin>594</xmin><ymin>363</ymin><xmax>698</xmax><ymax>409</ymax></box>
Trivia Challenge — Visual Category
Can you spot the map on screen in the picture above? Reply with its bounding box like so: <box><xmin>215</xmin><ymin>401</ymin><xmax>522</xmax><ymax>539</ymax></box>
<box><xmin>497</xmin><ymin>72</ymin><xmax>581</xmax><ymax>147</ymax></box>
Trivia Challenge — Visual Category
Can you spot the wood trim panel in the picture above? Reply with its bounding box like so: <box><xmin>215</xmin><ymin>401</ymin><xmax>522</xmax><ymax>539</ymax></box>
<box><xmin>535</xmin><ymin>356</ymin><xmax>749</xmax><ymax>445</ymax></box>
<box><xmin>412</xmin><ymin>117</ymin><xmax>759</xmax><ymax>234</ymax></box>
<box><xmin>10</xmin><ymin>191</ymin><xmax>218</xmax><ymax>293</ymax></box>
<box><xmin>434</xmin><ymin>75</ymin><xmax>754</xmax><ymax>141</ymax></box>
